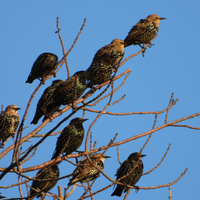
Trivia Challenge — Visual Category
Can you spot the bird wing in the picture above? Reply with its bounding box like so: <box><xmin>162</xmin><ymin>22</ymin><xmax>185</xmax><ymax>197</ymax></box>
<box><xmin>128</xmin><ymin>19</ymin><xmax>150</xmax><ymax>38</ymax></box>
<box><xmin>53</xmin><ymin>77</ymin><xmax>74</xmax><ymax>97</ymax></box>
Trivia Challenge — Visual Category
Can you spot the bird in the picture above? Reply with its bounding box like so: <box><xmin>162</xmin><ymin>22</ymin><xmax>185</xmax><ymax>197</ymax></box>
<box><xmin>92</xmin><ymin>39</ymin><xmax>125</xmax><ymax>68</ymax></box>
<box><xmin>29</xmin><ymin>163</ymin><xmax>59</xmax><ymax>198</ymax></box>
<box><xmin>0</xmin><ymin>105</ymin><xmax>20</xmax><ymax>147</ymax></box>
<box><xmin>86</xmin><ymin>52</ymin><xmax>112</xmax><ymax>87</ymax></box>
<box><xmin>111</xmin><ymin>152</ymin><xmax>146</xmax><ymax>197</ymax></box>
<box><xmin>51</xmin><ymin>118</ymin><xmax>88</xmax><ymax>159</ymax></box>
<box><xmin>26</xmin><ymin>52</ymin><xmax>58</xmax><ymax>84</ymax></box>
<box><xmin>31</xmin><ymin>79</ymin><xmax>64</xmax><ymax>125</ymax></box>
<box><xmin>52</xmin><ymin>70</ymin><xmax>87</xmax><ymax>109</ymax></box>
<box><xmin>124</xmin><ymin>14</ymin><xmax>166</xmax><ymax>48</ymax></box>
<box><xmin>86</xmin><ymin>39</ymin><xmax>125</xmax><ymax>87</ymax></box>
<box><xmin>67</xmin><ymin>153</ymin><xmax>110</xmax><ymax>188</ymax></box>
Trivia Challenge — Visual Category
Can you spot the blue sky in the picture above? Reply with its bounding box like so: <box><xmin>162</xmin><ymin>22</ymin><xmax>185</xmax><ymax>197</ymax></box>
<box><xmin>0</xmin><ymin>1</ymin><xmax>200</xmax><ymax>199</ymax></box>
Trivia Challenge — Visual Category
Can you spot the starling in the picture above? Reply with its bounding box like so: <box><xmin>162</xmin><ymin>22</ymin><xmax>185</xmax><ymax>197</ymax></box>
<box><xmin>31</xmin><ymin>79</ymin><xmax>64</xmax><ymax>125</ymax></box>
<box><xmin>124</xmin><ymin>14</ymin><xmax>166</xmax><ymax>48</ymax></box>
<box><xmin>67</xmin><ymin>153</ymin><xmax>110</xmax><ymax>188</ymax></box>
<box><xmin>29</xmin><ymin>163</ymin><xmax>59</xmax><ymax>198</ymax></box>
<box><xmin>86</xmin><ymin>53</ymin><xmax>112</xmax><ymax>87</ymax></box>
<box><xmin>111</xmin><ymin>152</ymin><xmax>146</xmax><ymax>197</ymax></box>
<box><xmin>53</xmin><ymin>70</ymin><xmax>87</xmax><ymax>107</ymax></box>
<box><xmin>26</xmin><ymin>53</ymin><xmax>58</xmax><ymax>84</ymax></box>
<box><xmin>0</xmin><ymin>105</ymin><xmax>20</xmax><ymax>147</ymax></box>
<box><xmin>51</xmin><ymin>118</ymin><xmax>88</xmax><ymax>159</ymax></box>
<box><xmin>92</xmin><ymin>39</ymin><xmax>125</xmax><ymax>67</ymax></box>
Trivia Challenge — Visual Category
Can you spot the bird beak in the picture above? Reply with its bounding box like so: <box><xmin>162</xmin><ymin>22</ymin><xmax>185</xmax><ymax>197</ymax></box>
<box><xmin>104</xmin><ymin>155</ymin><xmax>111</xmax><ymax>158</ymax></box>
<box><xmin>141</xmin><ymin>154</ymin><xmax>146</xmax><ymax>157</ymax></box>
<box><xmin>16</xmin><ymin>107</ymin><xmax>21</xmax><ymax>110</ymax></box>
<box><xmin>159</xmin><ymin>17</ymin><xmax>166</xmax><ymax>20</ymax></box>
<box><xmin>82</xmin><ymin>118</ymin><xmax>88</xmax><ymax>122</ymax></box>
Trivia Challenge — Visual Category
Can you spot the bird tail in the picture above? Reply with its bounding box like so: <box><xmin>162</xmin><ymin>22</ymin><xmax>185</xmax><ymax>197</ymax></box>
<box><xmin>31</xmin><ymin>110</ymin><xmax>43</xmax><ymax>125</ymax></box>
<box><xmin>26</xmin><ymin>75</ymin><xmax>34</xmax><ymax>83</ymax></box>
<box><xmin>111</xmin><ymin>185</ymin><xmax>123</xmax><ymax>197</ymax></box>
<box><xmin>51</xmin><ymin>150</ymin><xmax>59</xmax><ymax>160</ymax></box>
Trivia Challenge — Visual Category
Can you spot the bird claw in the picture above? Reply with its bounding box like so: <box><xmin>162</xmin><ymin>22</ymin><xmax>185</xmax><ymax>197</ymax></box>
<box><xmin>134</xmin><ymin>185</ymin><xmax>140</xmax><ymax>193</ymax></box>
<box><xmin>52</xmin><ymin>72</ymin><xmax>56</xmax><ymax>77</ymax></box>
<box><xmin>0</xmin><ymin>142</ymin><xmax>4</xmax><ymax>148</ymax></box>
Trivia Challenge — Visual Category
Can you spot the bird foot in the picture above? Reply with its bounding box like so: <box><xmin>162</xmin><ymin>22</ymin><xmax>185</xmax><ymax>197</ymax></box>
<box><xmin>0</xmin><ymin>142</ymin><xmax>4</xmax><ymax>148</ymax></box>
<box><xmin>39</xmin><ymin>78</ymin><xmax>45</xmax><ymax>85</ymax></box>
<box><xmin>72</xmin><ymin>102</ymin><xmax>77</xmax><ymax>112</ymax></box>
<box><xmin>75</xmin><ymin>150</ymin><xmax>85</xmax><ymax>154</ymax></box>
<box><xmin>134</xmin><ymin>185</ymin><xmax>140</xmax><ymax>193</ymax></box>
<box><xmin>52</xmin><ymin>72</ymin><xmax>56</xmax><ymax>77</ymax></box>
<box><xmin>148</xmin><ymin>42</ymin><xmax>155</xmax><ymax>48</ymax></box>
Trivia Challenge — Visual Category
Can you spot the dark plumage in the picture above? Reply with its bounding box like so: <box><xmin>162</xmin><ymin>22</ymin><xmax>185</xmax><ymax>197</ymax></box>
<box><xmin>0</xmin><ymin>105</ymin><xmax>20</xmax><ymax>147</ymax></box>
<box><xmin>53</xmin><ymin>71</ymin><xmax>87</xmax><ymax>107</ymax></box>
<box><xmin>86</xmin><ymin>39</ymin><xmax>124</xmax><ymax>87</ymax></box>
<box><xmin>51</xmin><ymin>118</ymin><xmax>88</xmax><ymax>159</ymax></box>
<box><xmin>111</xmin><ymin>152</ymin><xmax>146</xmax><ymax>197</ymax></box>
<box><xmin>31</xmin><ymin>79</ymin><xmax>63</xmax><ymax>125</ymax></box>
<box><xmin>124</xmin><ymin>14</ymin><xmax>166</xmax><ymax>48</ymax></box>
<box><xmin>67</xmin><ymin>153</ymin><xmax>110</xmax><ymax>188</ymax></box>
<box><xmin>29</xmin><ymin>164</ymin><xmax>59</xmax><ymax>198</ymax></box>
<box><xmin>92</xmin><ymin>39</ymin><xmax>125</xmax><ymax>67</ymax></box>
<box><xmin>26</xmin><ymin>53</ymin><xmax>58</xmax><ymax>84</ymax></box>
<box><xmin>86</xmin><ymin>53</ymin><xmax>112</xmax><ymax>87</ymax></box>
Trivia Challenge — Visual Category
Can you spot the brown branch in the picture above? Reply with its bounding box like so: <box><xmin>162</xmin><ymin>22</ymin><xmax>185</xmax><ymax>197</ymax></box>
<box><xmin>165</xmin><ymin>93</ymin><xmax>175</xmax><ymax>123</ymax></box>
<box><xmin>56</xmin><ymin>17</ymin><xmax>70</xmax><ymax>77</ymax></box>
<box><xmin>117</xmin><ymin>146</ymin><xmax>121</xmax><ymax>164</ymax></box>
<box><xmin>143</xmin><ymin>143</ymin><xmax>171</xmax><ymax>175</ymax></box>
<box><xmin>170</xmin><ymin>124</ymin><xmax>200</xmax><ymax>130</ymax></box>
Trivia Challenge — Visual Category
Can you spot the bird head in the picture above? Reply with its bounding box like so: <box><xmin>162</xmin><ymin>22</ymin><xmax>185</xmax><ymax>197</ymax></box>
<box><xmin>69</xmin><ymin>117</ymin><xmax>88</xmax><ymax>126</ymax></box>
<box><xmin>128</xmin><ymin>152</ymin><xmax>146</xmax><ymax>162</ymax></box>
<box><xmin>146</xmin><ymin>14</ymin><xmax>166</xmax><ymax>26</ymax></box>
<box><xmin>111</xmin><ymin>39</ymin><xmax>125</xmax><ymax>47</ymax></box>
<box><xmin>5</xmin><ymin>105</ymin><xmax>21</xmax><ymax>114</ymax></box>
<box><xmin>90</xmin><ymin>153</ymin><xmax>111</xmax><ymax>163</ymax></box>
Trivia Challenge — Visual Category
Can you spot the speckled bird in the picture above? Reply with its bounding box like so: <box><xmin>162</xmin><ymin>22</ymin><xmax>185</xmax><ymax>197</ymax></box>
<box><xmin>26</xmin><ymin>53</ymin><xmax>58</xmax><ymax>84</ymax></box>
<box><xmin>51</xmin><ymin>118</ymin><xmax>88</xmax><ymax>159</ymax></box>
<box><xmin>67</xmin><ymin>153</ymin><xmax>110</xmax><ymax>188</ymax></box>
<box><xmin>0</xmin><ymin>105</ymin><xmax>20</xmax><ymax>147</ymax></box>
<box><xmin>53</xmin><ymin>71</ymin><xmax>87</xmax><ymax>107</ymax></box>
<box><xmin>29</xmin><ymin>163</ymin><xmax>59</xmax><ymax>198</ymax></box>
<box><xmin>86</xmin><ymin>52</ymin><xmax>112</xmax><ymax>87</ymax></box>
<box><xmin>92</xmin><ymin>39</ymin><xmax>125</xmax><ymax>68</ymax></box>
<box><xmin>31</xmin><ymin>79</ymin><xmax>63</xmax><ymax>125</ymax></box>
<box><xmin>124</xmin><ymin>14</ymin><xmax>166</xmax><ymax>48</ymax></box>
<box><xmin>111</xmin><ymin>152</ymin><xmax>146</xmax><ymax>197</ymax></box>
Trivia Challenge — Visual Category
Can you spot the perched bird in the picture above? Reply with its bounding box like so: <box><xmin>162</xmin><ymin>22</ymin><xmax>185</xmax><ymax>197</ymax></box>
<box><xmin>86</xmin><ymin>39</ymin><xmax>124</xmax><ymax>87</ymax></box>
<box><xmin>124</xmin><ymin>14</ymin><xmax>166</xmax><ymax>48</ymax></box>
<box><xmin>31</xmin><ymin>79</ymin><xmax>63</xmax><ymax>125</ymax></box>
<box><xmin>92</xmin><ymin>39</ymin><xmax>125</xmax><ymax>68</ymax></box>
<box><xmin>0</xmin><ymin>105</ymin><xmax>20</xmax><ymax>147</ymax></box>
<box><xmin>51</xmin><ymin>118</ymin><xmax>88</xmax><ymax>159</ymax></box>
<box><xmin>29</xmin><ymin>163</ymin><xmax>59</xmax><ymax>198</ymax></box>
<box><xmin>52</xmin><ymin>71</ymin><xmax>87</xmax><ymax>108</ymax></box>
<box><xmin>67</xmin><ymin>153</ymin><xmax>110</xmax><ymax>188</ymax></box>
<box><xmin>26</xmin><ymin>53</ymin><xmax>58</xmax><ymax>84</ymax></box>
<box><xmin>86</xmin><ymin>53</ymin><xmax>112</xmax><ymax>87</ymax></box>
<box><xmin>111</xmin><ymin>152</ymin><xmax>146</xmax><ymax>197</ymax></box>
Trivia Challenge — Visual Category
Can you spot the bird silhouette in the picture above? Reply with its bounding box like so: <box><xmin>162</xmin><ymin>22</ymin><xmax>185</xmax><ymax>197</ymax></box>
<box><xmin>124</xmin><ymin>14</ymin><xmax>166</xmax><ymax>48</ymax></box>
<box><xmin>67</xmin><ymin>153</ymin><xmax>110</xmax><ymax>189</ymax></box>
<box><xmin>0</xmin><ymin>105</ymin><xmax>20</xmax><ymax>147</ymax></box>
<box><xmin>31</xmin><ymin>79</ymin><xmax>63</xmax><ymax>125</ymax></box>
<box><xmin>26</xmin><ymin>52</ymin><xmax>58</xmax><ymax>84</ymax></box>
<box><xmin>51</xmin><ymin>118</ymin><xmax>88</xmax><ymax>159</ymax></box>
<box><xmin>111</xmin><ymin>152</ymin><xmax>146</xmax><ymax>197</ymax></box>
<box><xmin>29</xmin><ymin>163</ymin><xmax>59</xmax><ymax>199</ymax></box>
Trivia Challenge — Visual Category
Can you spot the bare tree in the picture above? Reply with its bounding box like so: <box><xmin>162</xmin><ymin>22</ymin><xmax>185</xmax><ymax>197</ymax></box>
<box><xmin>0</xmin><ymin>17</ymin><xmax>199</xmax><ymax>200</ymax></box>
